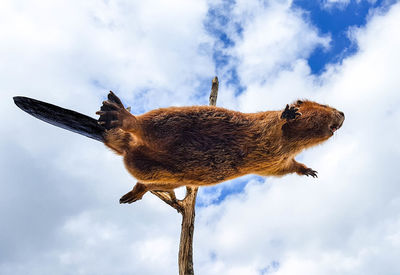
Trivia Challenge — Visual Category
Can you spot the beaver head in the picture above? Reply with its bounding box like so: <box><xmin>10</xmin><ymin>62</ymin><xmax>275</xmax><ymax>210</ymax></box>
<box><xmin>282</xmin><ymin>100</ymin><xmax>345</xmax><ymax>145</ymax></box>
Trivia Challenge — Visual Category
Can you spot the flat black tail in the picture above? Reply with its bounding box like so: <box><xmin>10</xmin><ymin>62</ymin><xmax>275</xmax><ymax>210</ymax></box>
<box><xmin>13</xmin><ymin>96</ymin><xmax>105</xmax><ymax>142</ymax></box>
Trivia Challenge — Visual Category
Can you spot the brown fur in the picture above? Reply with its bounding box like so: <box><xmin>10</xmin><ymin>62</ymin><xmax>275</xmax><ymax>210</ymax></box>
<box><xmin>98</xmin><ymin>93</ymin><xmax>344</xmax><ymax>203</ymax></box>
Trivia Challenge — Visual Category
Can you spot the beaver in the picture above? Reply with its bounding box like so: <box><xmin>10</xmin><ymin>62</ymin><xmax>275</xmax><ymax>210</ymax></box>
<box><xmin>96</xmin><ymin>92</ymin><xmax>344</xmax><ymax>203</ymax></box>
<box><xmin>13</xmin><ymin>92</ymin><xmax>344</xmax><ymax>204</ymax></box>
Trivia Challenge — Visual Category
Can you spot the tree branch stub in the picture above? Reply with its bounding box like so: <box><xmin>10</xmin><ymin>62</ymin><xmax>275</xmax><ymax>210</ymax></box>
<box><xmin>209</xmin><ymin>76</ymin><xmax>219</xmax><ymax>106</ymax></box>
<box><xmin>150</xmin><ymin>190</ymin><xmax>184</xmax><ymax>213</ymax></box>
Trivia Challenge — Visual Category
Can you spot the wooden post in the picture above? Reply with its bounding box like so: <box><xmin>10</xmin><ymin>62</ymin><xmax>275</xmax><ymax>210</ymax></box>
<box><xmin>151</xmin><ymin>76</ymin><xmax>219</xmax><ymax>275</ymax></box>
<box><xmin>178</xmin><ymin>187</ymin><xmax>198</xmax><ymax>274</ymax></box>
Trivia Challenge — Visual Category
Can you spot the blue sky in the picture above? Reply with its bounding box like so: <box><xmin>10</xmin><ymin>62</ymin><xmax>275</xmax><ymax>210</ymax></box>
<box><xmin>199</xmin><ymin>0</ymin><xmax>397</xmax><ymax>207</ymax></box>
<box><xmin>1</xmin><ymin>1</ymin><xmax>400</xmax><ymax>274</ymax></box>
<box><xmin>208</xmin><ymin>0</ymin><xmax>394</xmax><ymax>77</ymax></box>
<box><xmin>294</xmin><ymin>0</ymin><xmax>396</xmax><ymax>74</ymax></box>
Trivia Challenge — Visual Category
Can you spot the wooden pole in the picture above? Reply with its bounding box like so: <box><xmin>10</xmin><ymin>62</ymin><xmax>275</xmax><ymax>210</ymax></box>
<box><xmin>151</xmin><ymin>76</ymin><xmax>219</xmax><ymax>275</ymax></box>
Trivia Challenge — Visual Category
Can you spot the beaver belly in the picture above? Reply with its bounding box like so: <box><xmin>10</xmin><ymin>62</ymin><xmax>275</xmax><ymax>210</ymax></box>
<box><xmin>123</xmin><ymin>143</ymin><xmax>247</xmax><ymax>185</ymax></box>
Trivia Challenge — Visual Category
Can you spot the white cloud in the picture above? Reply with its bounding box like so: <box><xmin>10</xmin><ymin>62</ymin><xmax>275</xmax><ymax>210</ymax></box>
<box><xmin>233</xmin><ymin>1</ymin><xmax>330</xmax><ymax>85</ymax></box>
<box><xmin>321</xmin><ymin>0</ymin><xmax>380</xmax><ymax>10</ymax></box>
<box><xmin>322</xmin><ymin>0</ymin><xmax>352</xmax><ymax>9</ymax></box>
<box><xmin>0</xmin><ymin>0</ymin><xmax>213</xmax><ymax>110</ymax></box>
<box><xmin>0</xmin><ymin>0</ymin><xmax>211</xmax><ymax>274</ymax></box>
<box><xmin>207</xmin><ymin>0</ymin><xmax>331</xmax><ymax>111</ymax></box>
<box><xmin>204</xmin><ymin>0</ymin><xmax>330</xmax><ymax>111</ymax></box>
<box><xmin>1</xmin><ymin>0</ymin><xmax>400</xmax><ymax>274</ymax></box>
<box><xmin>195</xmin><ymin>2</ymin><xmax>400</xmax><ymax>275</ymax></box>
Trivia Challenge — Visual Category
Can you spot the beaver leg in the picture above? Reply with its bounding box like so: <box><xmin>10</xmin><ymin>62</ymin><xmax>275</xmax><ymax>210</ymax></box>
<box><xmin>119</xmin><ymin>182</ymin><xmax>182</xmax><ymax>204</ymax></box>
<box><xmin>95</xmin><ymin>91</ymin><xmax>140</xmax><ymax>155</ymax></box>
<box><xmin>274</xmin><ymin>159</ymin><xmax>318</xmax><ymax>178</ymax></box>
<box><xmin>291</xmin><ymin>160</ymin><xmax>318</xmax><ymax>178</ymax></box>
<box><xmin>120</xmin><ymin>182</ymin><xmax>148</xmax><ymax>204</ymax></box>
<box><xmin>96</xmin><ymin>91</ymin><xmax>137</xmax><ymax>131</ymax></box>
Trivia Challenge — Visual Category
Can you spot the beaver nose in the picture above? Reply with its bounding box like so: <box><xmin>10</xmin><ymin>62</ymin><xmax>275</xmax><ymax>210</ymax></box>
<box><xmin>337</xmin><ymin>110</ymin><xmax>345</xmax><ymax>128</ymax></box>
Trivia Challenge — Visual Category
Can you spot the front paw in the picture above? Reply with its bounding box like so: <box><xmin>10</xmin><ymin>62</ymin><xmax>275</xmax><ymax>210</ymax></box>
<box><xmin>303</xmin><ymin>168</ymin><xmax>318</xmax><ymax>178</ymax></box>
<box><xmin>281</xmin><ymin>104</ymin><xmax>301</xmax><ymax>121</ymax></box>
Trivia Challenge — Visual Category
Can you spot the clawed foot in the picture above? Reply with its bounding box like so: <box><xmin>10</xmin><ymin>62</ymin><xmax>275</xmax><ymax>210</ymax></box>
<box><xmin>303</xmin><ymin>168</ymin><xmax>318</xmax><ymax>178</ymax></box>
<box><xmin>281</xmin><ymin>104</ymin><xmax>301</xmax><ymax>121</ymax></box>
<box><xmin>119</xmin><ymin>191</ymin><xmax>143</xmax><ymax>204</ymax></box>
<box><xmin>119</xmin><ymin>183</ymin><xmax>147</xmax><ymax>204</ymax></box>
<box><xmin>96</xmin><ymin>91</ymin><xmax>131</xmax><ymax>130</ymax></box>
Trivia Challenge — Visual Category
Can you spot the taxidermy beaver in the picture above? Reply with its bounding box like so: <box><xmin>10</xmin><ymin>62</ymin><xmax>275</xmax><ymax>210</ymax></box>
<box><xmin>13</xmin><ymin>91</ymin><xmax>344</xmax><ymax>203</ymax></box>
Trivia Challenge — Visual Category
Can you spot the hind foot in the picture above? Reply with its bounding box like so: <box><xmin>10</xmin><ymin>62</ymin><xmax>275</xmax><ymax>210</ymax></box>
<box><xmin>96</xmin><ymin>91</ymin><xmax>136</xmax><ymax>131</ymax></box>
<box><xmin>119</xmin><ymin>182</ymin><xmax>148</xmax><ymax>204</ymax></box>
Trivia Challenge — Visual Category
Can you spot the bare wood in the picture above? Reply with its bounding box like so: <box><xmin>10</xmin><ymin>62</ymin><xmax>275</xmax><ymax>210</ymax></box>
<box><xmin>150</xmin><ymin>76</ymin><xmax>218</xmax><ymax>275</ymax></box>
<box><xmin>150</xmin><ymin>190</ymin><xmax>184</xmax><ymax>213</ymax></box>
<box><xmin>178</xmin><ymin>76</ymin><xmax>219</xmax><ymax>275</ymax></box>
<box><xmin>178</xmin><ymin>187</ymin><xmax>198</xmax><ymax>275</ymax></box>
<box><xmin>209</xmin><ymin>76</ymin><xmax>219</xmax><ymax>106</ymax></box>
<box><xmin>151</xmin><ymin>189</ymin><xmax>180</xmax><ymax>210</ymax></box>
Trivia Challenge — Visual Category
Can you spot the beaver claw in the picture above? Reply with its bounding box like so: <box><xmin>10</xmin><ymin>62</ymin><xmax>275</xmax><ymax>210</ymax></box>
<box><xmin>119</xmin><ymin>183</ymin><xmax>147</xmax><ymax>204</ymax></box>
<box><xmin>119</xmin><ymin>190</ymin><xmax>144</xmax><ymax>204</ymax></box>
<box><xmin>303</xmin><ymin>168</ymin><xmax>318</xmax><ymax>178</ymax></box>
<box><xmin>120</xmin><ymin>193</ymin><xmax>142</xmax><ymax>204</ymax></box>
<box><xmin>96</xmin><ymin>91</ymin><xmax>130</xmax><ymax>130</ymax></box>
<box><xmin>281</xmin><ymin>104</ymin><xmax>301</xmax><ymax>121</ymax></box>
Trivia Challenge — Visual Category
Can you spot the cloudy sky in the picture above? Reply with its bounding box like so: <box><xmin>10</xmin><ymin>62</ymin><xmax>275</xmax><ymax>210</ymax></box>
<box><xmin>1</xmin><ymin>0</ymin><xmax>400</xmax><ymax>274</ymax></box>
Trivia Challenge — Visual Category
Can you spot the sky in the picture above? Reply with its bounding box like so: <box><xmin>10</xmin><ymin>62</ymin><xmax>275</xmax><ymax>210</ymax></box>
<box><xmin>1</xmin><ymin>0</ymin><xmax>400</xmax><ymax>274</ymax></box>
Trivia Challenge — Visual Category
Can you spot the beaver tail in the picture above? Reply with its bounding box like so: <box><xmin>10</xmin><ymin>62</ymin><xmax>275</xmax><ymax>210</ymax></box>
<box><xmin>13</xmin><ymin>96</ymin><xmax>105</xmax><ymax>142</ymax></box>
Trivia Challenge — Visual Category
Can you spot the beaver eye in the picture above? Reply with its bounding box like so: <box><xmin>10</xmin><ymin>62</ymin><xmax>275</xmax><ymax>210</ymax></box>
<box><xmin>297</xmin><ymin>100</ymin><xmax>303</xmax><ymax>105</ymax></box>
